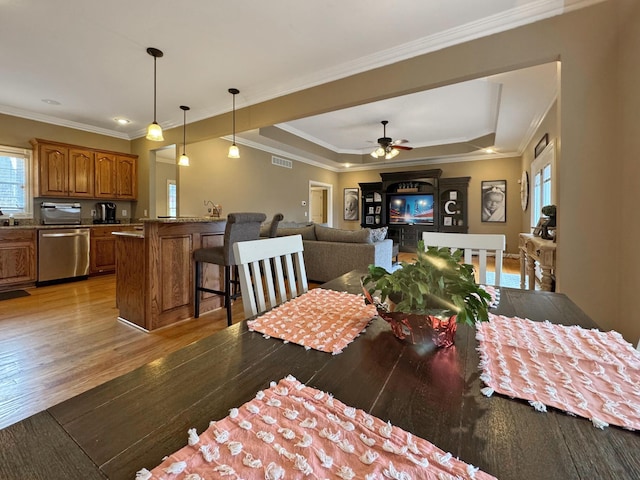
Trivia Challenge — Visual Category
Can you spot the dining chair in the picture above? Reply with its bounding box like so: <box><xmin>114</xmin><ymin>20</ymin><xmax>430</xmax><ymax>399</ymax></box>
<box><xmin>193</xmin><ymin>212</ymin><xmax>266</xmax><ymax>326</ymax></box>
<box><xmin>232</xmin><ymin>234</ymin><xmax>308</xmax><ymax>319</ymax></box>
<box><xmin>422</xmin><ymin>232</ymin><xmax>506</xmax><ymax>286</ymax></box>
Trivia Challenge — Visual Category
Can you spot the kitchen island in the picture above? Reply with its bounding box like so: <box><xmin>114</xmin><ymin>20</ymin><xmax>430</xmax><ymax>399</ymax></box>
<box><xmin>114</xmin><ymin>218</ymin><xmax>226</xmax><ymax>331</ymax></box>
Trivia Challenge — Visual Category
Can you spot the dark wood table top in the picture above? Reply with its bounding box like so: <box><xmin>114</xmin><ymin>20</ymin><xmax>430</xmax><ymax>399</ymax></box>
<box><xmin>1</xmin><ymin>269</ymin><xmax>639</xmax><ymax>479</ymax></box>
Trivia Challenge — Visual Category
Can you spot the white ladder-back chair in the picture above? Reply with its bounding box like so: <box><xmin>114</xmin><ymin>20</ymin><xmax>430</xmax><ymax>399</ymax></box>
<box><xmin>422</xmin><ymin>232</ymin><xmax>506</xmax><ymax>286</ymax></box>
<box><xmin>232</xmin><ymin>234</ymin><xmax>308</xmax><ymax>319</ymax></box>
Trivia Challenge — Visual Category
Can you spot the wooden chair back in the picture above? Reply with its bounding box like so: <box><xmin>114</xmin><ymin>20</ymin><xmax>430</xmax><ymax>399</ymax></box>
<box><xmin>422</xmin><ymin>232</ymin><xmax>506</xmax><ymax>286</ymax></box>
<box><xmin>232</xmin><ymin>234</ymin><xmax>308</xmax><ymax>318</ymax></box>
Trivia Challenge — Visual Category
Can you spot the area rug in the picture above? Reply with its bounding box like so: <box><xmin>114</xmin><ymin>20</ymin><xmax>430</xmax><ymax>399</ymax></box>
<box><xmin>477</xmin><ymin>314</ymin><xmax>640</xmax><ymax>430</ymax></box>
<box><xmin>247</xmin><ymin>288</ymin><xmax>377</xmax><ymax>354</ymax></box>
<box><xmin>137</xmin><ymin>375</ymin><xmax>497</xmax><ymax>480</ymax></box>
<box><xmin>484</xmin><ymin>272</ymin><xmax>521</xmax><ymax>289</ymax></box>
<box><xmin>0</xmin><ymin>290</ymin><xmax>30</xmax><ymax>301</ymax></box>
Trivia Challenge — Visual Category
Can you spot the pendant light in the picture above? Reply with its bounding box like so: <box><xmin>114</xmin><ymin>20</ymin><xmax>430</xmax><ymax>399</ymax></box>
<box><xmin>227</xmin><ymin>88</ymin><xmax>240</xmax><ymax>158</ymax></box>
<box><xmin>178</xmin><ymin>105</ymin><xmax>190</xmax><ymax>166</ymax></box>
<box><xmin>146</xmin><ymin>47</ymin><xmax>164</xmax><ymax>141</ymax></box>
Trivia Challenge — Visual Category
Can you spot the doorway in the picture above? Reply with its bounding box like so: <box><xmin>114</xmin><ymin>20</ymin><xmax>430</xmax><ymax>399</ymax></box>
<box><xmin>309</xmin><ymin>181</ymin><xmax>333</xmax><ymax>226</ymax></box>
<box><xmin>149</xmin><ymin>145</ymin><xmax>177</xmax><ymax>218</ymax></box>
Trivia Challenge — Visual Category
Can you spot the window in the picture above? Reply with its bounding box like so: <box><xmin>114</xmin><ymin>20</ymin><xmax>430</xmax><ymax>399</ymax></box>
<box><xmin>167</xmin><ymin>180</ymin><xmax>177</xmax><ymax>217</ymax></box>
<box><xmin>530</xmin><ymin>140</ymin><xmax>555</xmax><ymax>228</ymax></box>
<box><xmin>0</xmin><ymin>146</ymin><xmax>32</xmax><ymax>217</ymax></box>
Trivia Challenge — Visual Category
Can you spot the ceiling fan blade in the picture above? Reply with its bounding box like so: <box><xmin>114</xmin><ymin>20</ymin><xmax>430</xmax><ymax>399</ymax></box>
<box><xmin>394</xmin><ymin>145</ymin><xmax>413</xmax><ymax>150</ymax></box>
<box><xmin>392</xmin><ymin>139</ymin><xmax>410</xmax><ymax>145</ymax></box>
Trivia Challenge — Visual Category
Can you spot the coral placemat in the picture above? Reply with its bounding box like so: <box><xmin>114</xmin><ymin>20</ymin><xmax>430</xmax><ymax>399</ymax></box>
<box><xmin>479</xmin><ymin>285</ymin><xmax>499</xmax><ymax>308</ymax></box>
<box><xmin>247</xmin><ymin>288</ymin><xmax>377</xmax><ymax>354</ymax></box>
<box><xmin>137</xmin><ymin>375</ymin><xmax>496</xmax><ymax>480</ymax></box>
<box><xmin>477</xmin><ymin>314</ymin><xmax>640</xmax><ymax>429</ymax></box>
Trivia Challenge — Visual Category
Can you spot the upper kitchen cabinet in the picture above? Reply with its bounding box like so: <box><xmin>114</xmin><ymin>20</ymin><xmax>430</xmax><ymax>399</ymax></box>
<box><xmin>95</xmin><ymin>153</ymin><xmax>137</xmax><ymax>200</ymax></box>
<box><xmin>31</xmin><ymin>139</ymin><xmax>137</xmax><ymax>200</ymax></box>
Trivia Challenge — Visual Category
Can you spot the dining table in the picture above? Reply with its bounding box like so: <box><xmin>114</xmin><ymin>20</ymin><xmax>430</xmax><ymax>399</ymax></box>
<box><xmin>0</xmin><ymin>269</ymin><xmax>638</xmax><ymax>479</ymax></box>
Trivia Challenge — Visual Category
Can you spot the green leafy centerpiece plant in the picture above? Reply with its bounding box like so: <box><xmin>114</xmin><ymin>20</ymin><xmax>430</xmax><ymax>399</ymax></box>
<box><xmin>362</xmin><ymin>240</ymin><xmax>491</xmax><ymax>347</ymax></box>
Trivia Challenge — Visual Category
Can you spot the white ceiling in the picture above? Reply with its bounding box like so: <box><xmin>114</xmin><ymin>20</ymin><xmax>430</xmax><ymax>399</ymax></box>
<box><xmin>1</xmin><ymin>1</ymin><xmax>593</xmax><ymax>166</ymax></box>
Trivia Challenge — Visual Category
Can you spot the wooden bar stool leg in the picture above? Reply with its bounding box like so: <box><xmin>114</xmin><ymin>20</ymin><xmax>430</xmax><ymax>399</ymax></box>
<box><xmin>224</xmin><ymin>265</ymin><xmax>232</xmax><ymax>326</ymax></box>
<box><xmin>195</xmin><ymin>261</ymin><xmax>201</xmax><ymax>318</ymax></box>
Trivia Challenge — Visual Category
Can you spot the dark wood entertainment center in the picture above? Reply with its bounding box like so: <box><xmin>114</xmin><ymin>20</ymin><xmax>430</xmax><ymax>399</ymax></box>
<box><xmin>359</xmin><ymin>169</ymin><xmax>470</xmax><ymax>252</ymax></box>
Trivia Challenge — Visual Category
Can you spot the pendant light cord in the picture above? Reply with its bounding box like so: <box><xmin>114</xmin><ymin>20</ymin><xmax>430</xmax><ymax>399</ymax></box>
<box><xmin>232</xmin><ymin>92</ymin><xmax>236</xmax><ymax>145</ymax></box>
<box><xmin>153</xmin><ymin>56</ymin><xmax>158</xmax><ymax>123</ymax></box>
<box><xmin>183</xmin><ymin>109</ymin><xmax>186</xmax><ymax>155</ymax></box>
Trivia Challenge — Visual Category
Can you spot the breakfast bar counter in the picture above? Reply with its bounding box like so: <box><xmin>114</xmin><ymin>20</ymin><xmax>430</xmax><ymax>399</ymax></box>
<box><xmin>114</xmin><ymin>217</ymin><xmax>226</xmax><ymax>331</ymax></box>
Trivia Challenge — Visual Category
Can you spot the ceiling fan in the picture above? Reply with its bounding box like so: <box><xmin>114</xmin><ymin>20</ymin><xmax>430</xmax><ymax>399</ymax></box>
<box><xmin>370</xmin><ymin>120</ymin><xmax>413</xmax><ymax>159</ymax></box>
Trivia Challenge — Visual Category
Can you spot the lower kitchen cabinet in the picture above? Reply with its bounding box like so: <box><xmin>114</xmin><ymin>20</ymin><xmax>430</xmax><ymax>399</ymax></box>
<box><xmin>0</xmin><ymin>229</ymin><xmax>37</xmax><ymax>290</ymax></box>
<box><xmin>90</xmin><ymin>225</ymin><xmax>138</xmax><ymax>275</ymax></box>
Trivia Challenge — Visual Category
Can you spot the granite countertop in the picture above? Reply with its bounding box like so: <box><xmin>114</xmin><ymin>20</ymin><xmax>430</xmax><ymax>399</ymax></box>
<box><xmin>0</xmin><ymin>223</ymin><xmax>143</xmax><ymax>230</ymax></box>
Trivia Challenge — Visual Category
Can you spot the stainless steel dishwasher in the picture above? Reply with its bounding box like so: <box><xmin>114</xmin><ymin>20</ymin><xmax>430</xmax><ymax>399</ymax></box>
<box><xmin>38</xmin><ymin>228</ymin><xmax>90</xmax><ymax>283</ymax></box>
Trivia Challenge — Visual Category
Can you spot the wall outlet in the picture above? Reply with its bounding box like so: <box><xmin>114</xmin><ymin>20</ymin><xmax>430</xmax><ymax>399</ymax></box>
<box><xmin>122</xmin><ymin>209</ymin><xmax>127</xmax><ymax>217</ymax></box>
<box><xmin>144</xmin><ymin>209</ymin><xmax>148</xmax><ymax>216</ymax></box>
<box><xmin>91</xmin><ymin>209</ymin><xmax>96</xmax><ymax>217</ymax></box>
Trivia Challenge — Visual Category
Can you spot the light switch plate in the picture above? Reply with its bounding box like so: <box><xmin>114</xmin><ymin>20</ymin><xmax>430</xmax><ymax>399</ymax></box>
<box><xmin>122</xmin><ymin>209</ymin><xmax>127</xmax><ymax>216</ymax></box>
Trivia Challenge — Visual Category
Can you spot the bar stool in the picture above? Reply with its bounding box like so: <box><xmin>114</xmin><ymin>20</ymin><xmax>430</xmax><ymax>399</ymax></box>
<box><xmin>193</xmin><ymin>212</ymin><xmax>266</xmax><ymax>326</ymax></box>
<box><xmin>267</xmin><ymin>213</ymin><xmax>284</xmax><ymax>237</ymax></box>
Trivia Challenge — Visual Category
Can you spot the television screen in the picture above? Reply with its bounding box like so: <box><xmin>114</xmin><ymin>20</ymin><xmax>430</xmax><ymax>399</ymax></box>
<box><xmin>388</xmin><ymin>194</ymin><xmax>434</xmax><ymax>224</ymax></box>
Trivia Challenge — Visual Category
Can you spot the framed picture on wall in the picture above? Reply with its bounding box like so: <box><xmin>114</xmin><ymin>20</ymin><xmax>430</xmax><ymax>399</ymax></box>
<box><xmin>481</xmin><ymin>180</ymin><xmax>507</xmax><ymax>222</ymax></box>
<box><xmin>344</xmin><ymin>188</ymin><xmax>359</xmax><ymax>221</ymax></box>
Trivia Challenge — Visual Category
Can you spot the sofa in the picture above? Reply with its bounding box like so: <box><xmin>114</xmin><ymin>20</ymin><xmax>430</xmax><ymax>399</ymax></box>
<box><xmin>260</xmin><ymin>222</ymin><xmax>393</xmax><ymax>283</ymax></box>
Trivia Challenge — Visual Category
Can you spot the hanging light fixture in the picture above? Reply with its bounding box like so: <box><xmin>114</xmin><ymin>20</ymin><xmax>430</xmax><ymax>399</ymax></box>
<box><xmin>178</xmin><ymin>105</ymin><xmax>190</xmax><ymax>166</ymax></box>
<box><xmin>146</xmin><ymin>47</ymin><xmax>164</xmax><ymax>141</ymax></box>
<box><xmin>227</xmin><ymin>88</ymin><xmax>240</xmax><ymax>158</ymax></box>
<box><xmin>370</xmin><ymin>120</ymin><xmax>407</xmax><ymax>160</ymax></box>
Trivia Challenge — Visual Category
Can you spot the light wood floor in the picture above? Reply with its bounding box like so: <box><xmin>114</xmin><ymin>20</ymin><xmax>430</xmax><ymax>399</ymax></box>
<box><xmin>0</xmin><ymin>255</ymin><xmax>521</xmax><ymax>430</ymax></box>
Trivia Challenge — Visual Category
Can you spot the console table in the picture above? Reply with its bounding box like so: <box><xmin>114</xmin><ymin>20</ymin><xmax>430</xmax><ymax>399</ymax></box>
<box><xmin>519</xmin><ymin>233</ymin><xmax>556</xmax><ymax>291</ymax></box>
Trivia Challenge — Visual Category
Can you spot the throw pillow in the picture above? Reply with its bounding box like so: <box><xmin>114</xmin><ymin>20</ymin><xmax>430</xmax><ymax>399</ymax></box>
<box><xmin>369</xmin><ymin>226</ymin><xmax>388</xmax><ymax>243</ymax></box>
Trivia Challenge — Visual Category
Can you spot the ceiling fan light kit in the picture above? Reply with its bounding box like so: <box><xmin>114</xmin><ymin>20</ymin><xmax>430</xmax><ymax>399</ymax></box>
<box><xmin>146</xmin><ymin>47</ymin><xmax>165</xmax><ymax>142</ymax></box>
<box><xmin>370</xmin><ymin>120</ymin><xmax>411</xmax><ymax>160</ymax></box>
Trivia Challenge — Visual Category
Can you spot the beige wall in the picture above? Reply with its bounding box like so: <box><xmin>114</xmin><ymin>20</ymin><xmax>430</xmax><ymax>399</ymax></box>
<box><xmin>618</xmin><ymin>0</ymin><xmax>640</xmax><ymax>344</ymax></box>
<box><xmin>0</xmin><ymin>113</ymin><xmax>130</xmax><ymax>153</ymax></box>
<box><xmin>177</xmin><ymin>138</ymin><xmax>338</xmax><ymax>222</ymax></box>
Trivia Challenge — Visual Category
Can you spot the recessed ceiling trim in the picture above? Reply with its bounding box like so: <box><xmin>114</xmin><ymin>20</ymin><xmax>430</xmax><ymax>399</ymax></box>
<box><xmin>221</xmin><ymin>135</ymin><xmax>342</xmax><ymax>173</ymax></box>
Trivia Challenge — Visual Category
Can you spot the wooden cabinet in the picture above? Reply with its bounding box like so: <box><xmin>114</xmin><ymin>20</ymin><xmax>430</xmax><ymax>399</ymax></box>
<box><xmin>438</xmin><ymin>177</ymin><xmax>470</xmax><ymax>233</ymax></box>
<box><xmin>37</xmin><ymin>143</ymin><xmax>68</xmax><ymax>197</ymax></box>
<box><xmin>95</xmin><ymin>153</ymin><xmax>137</xmax><ymax>200</ymax></box>
<box><xmin>116</xmin><ymin>155</ymin><xmax>137</xmax><ymax>200</ymax></box>
<box><xmin>31</xmin><ymin>139</ymin><xmax>137</xmax><ymax>200</ymax></box>
<box><xmin>115</xmin><ymin>220</ymin><xmax>227</xmax><ymax>331</ymax></box>
<box><xmin>0</xmin><ymin>229</ymin><xmax>36</xmax><ymax>290</ymax></box>
<box><xmin>359</xmin><ymin>182</ymin><xmax>384</xmax><ymax>228</ymax></box>
<box><xmin>94</xmin><ymin>153</ymin><xmax>117</xmax><ymax>198</ymax></box>
<box><xmin>68</xmin><ymin>148</ymin><xmax>95</xmax><ymax>197</ymax></box>
<box><xmin>90</xmin><ymin>225</ymin><xmax>138</xmax><ymax>275</ymax></box>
